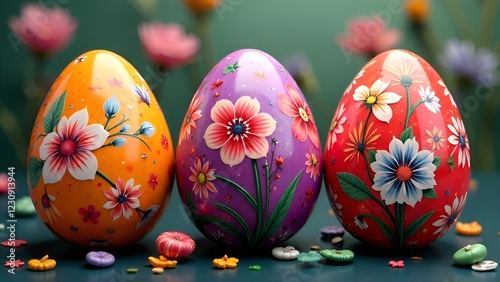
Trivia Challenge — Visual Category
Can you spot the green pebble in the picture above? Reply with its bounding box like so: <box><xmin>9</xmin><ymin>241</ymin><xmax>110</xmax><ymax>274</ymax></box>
<box><xmin>453</xmin><ymin>244</ymin><xmax>487</xmax><ymax>265</ymax></box>
<box><xmin>126</xmin><ymin>267</ymin><xmax>139</xmax><ymax>273</ymax></box>
<box><xmin>320</xmin><ymin>249</ymin><xmax>355</xmax><ymax>262</ymax></box>
<box><xmin>248</xmin><ymin>265</ymin><xmax>261</xmax><ymax>271</ymax></box>
<box><xmin>15</xmin><ymin>196</ymin><xmax>36</xmax><ymax>216</ymax></box>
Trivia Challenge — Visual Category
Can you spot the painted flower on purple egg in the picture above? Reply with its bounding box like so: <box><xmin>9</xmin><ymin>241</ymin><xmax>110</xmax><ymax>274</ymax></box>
<box><xmin>78</xmin><ymin>205</ymin><xmax>101</xmax><ymax>224</ymax></box>
<box><xmin>204</xmin><ymin>96</ymin><xmax>277</xmax><ymax>166</ymax></box>
<box><xmin>371</xmin><ymin>137</ymin><xmax>436</xmax><ymax>207</ymax></box>
<box><xmin>180</xmin><ymin>94</ymin><xmax>203</xmax><ymax>142</ymax></box>
<box><xmin>447</xmin><ymin>116</ymin><xmax>470</xmax><ymax>168</ymax></box>
<box><xmin>418</xmin><ymin>86</ymin><xmax>441</xmax><ymax>114</ymax></box>
<box><xmin>39</xmin><ymin>108</ymin><xmax>109</xmax><ymax>184</ymax></box>
<box><xmin>327</xmin><ymin>103</ymin><xmax>347</xmax><ymax>150</ymax></box>
<box><xmin>41</xmin><ymin>191</ymin><xmax>62</xmax><ymax>223</ymax></box>
<box><xmin>130</xmin><ymin>84</ymin><xmax>151</xmax><ymax>107</ymax></box>
<box><xmin>278</xmin><ymin>84</ymin><xmax>320</xmax><ymax>148</ymax></box>
<box><xmin>103</xmin><ymin>177</ymin><xmax>142</xmax><ymax>221</ymax></box>
<box><xmin>189</xmin><ymin>158</ymin><xmax>217</xmax><ymax>199</ymax></box>
<box><xmin>353</xmin><ymin>79</ymin><xmax>401</xmax><ymax>123</ymax></box>
<box><xmin>432</xmin><ymin>193</ymin><xmax>467</xmax><ymax>237</ymax></box>
<box><xmin>305</xmin><ymin>149</ymin><xmax>320</xmax><ymax>181</ymax></box>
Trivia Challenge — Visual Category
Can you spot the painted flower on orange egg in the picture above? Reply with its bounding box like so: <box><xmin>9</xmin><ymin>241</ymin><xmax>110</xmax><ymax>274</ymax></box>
<box><xmin>305</xmin><ymin>150</ymin><xmax>320</xmax><ymax>181</ymax></box>
<box><xmin>447</xmin><ymin>116</ymin><xmax>470</xmax><ymax>168</ymax></box>
<box><xmin>189</xmin><ymin>158</ymin><xmax>217</xmax><ymax>199</ymax></box>
<box><xmin>344</xmin><ymin>122</ymin><xmax>381</xmax><ymax>162</ymax></box>
<box><xmin>204</xmin><ymin>96</ymin><xmax>277</xmax><ymax>166</ymax></box>
<box><xmin>78</xmin><ymin>205</ymin><xmax>101</xmax><ymax>224</ymax></box>
<box><xmin>278</xmin><ymin>84</ymin><xmax>320</xmax><ymax>148</ymax></box>
<box><xmin>371</xmin><ymin>137</ymin><xmax>436</xmax><ymax>207</ymax></box>
<box><xmin>103</xmin><ymin>177</ymin><xmax>142</xmax><ymax>221</ymax></box>
<box><xmin>41</xmin><ymin>191</ymin><xmax>62</xmax><ymax>223</ymax></box>
<box><xmin>180</xmin><ymin>94</ymin><xmax>203</xmax><ymax>142</ymax></box>
<box><xmin>432</xmin><ymin>193</ymin><xmax>467</xmax><ymax>237</ymax></box>
<box><xmin>327</xmin><ymin>103</ymin><xmax>347</xmax><ymax>149</ymax></box>
<box><xmin>353</xmin><ymin>79</ymin><xmax>401</xmax><ymax>123</ymax></box>
<box><xmin>39</xmin><ymin>108</ymin><xmax>109</xmax><ymax>184</ymax></box>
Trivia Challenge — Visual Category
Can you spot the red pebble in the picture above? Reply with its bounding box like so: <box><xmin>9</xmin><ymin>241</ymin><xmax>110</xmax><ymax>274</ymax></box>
<box><xmin>388</xmin><ymin>260</ymin><xmax>404</xmax><ymax>268</ymax></box>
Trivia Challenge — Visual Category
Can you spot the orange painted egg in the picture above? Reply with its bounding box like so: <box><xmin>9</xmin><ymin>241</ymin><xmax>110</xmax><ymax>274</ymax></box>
<box><xmin>324</xmin><ymin>49</ymin><xmax>471</xmax><ymax>248</ymax></box>
<box><xmin>27</xmin><ymin>50</ymin><xmax>175</xmax><ymax>248</ymax></box>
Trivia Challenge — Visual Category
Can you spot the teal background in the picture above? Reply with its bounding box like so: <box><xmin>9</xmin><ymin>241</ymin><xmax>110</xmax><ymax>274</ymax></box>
<box><xmin>0</xmin><ymin>0</ymin><xmax>499</xmax><ymax>170</ymax></box>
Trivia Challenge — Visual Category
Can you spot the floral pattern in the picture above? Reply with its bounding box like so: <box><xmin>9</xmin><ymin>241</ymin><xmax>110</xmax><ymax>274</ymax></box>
<box><xmin>353</xmin><ymin>79</ymin><xmax>401</xmax><ymax>123</ymax></box>
<box><xmin>344</xmin><ymin>122</ymin><xmax>380</xmax><ymax>162</ymax></box>
<box><xmin>39</xmin><ymin>108</ymin><xmax>109</xmax><ymax>184</ymax></box>
<box><xmin>432</xmin><ymin>193</ymin><xmax>467</xmax><ymax>237</ymax></box>
<box><xmin>103</xmin><ymin>177</ymin><xmax>142</xmax><ymax>221</ymax></box>
<box><xmin>426</xmin><ymin>126</ymin><xmax>445</xmax><ymax>151</ymax></box>
<box><xmin>371</xmin><ymin>137</ymin><xmax>437</xmax><ymax>207</ymax></box>
<box><xmin>189</xmin><ymin>158</ymin><xmax>217</xmax><ymax>199</ymax></box>
<box><xmin>41</xmin><ymin>191</ymin><xmax>61</xmax><ymax>223</ymax></box>
<box><xmin>79</xmin><ymin>205</ymin><xmax>101</xmax><ymax>224</ymax></box>
<box><xmin>327</xmin><ymin>103</ymin><xmax>347</xmax><ymax>150</ymax></box>
<box><xmin>305</xmin><ymin>149</ymin><xmax>320</xmax><ymax>181</ymax></box>
<box><xmin>418</xmin><ymin>86</ymin><xmax>441</xmax><ymax>114</ymax></box>
<box><xmin>278</xmin><ymin>84</ymin><xmax>320</xmax><ymax>148</ymax></box>
<box><xmin>447</xmin><ymin>116</ymin><xmax>470</xmax><ymax>168</ymax></box>
<box><xmin>204</xmin><ymin>96</ymin><xmax>277</xmax><ymax>167</ymax></box>
<box><xmin>180</xmin><ymin>94</ymin><xmax>203</xmax><ymax>142</ymax></box>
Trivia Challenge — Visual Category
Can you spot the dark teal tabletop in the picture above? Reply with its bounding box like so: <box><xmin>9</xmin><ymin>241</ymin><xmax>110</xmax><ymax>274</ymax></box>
<box><xmin>1</xmin><ymin>172</ymin><xmax>499</xmax><ymax>282</ymax></box>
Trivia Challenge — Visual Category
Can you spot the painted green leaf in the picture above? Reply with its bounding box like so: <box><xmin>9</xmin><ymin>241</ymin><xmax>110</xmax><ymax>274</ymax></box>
<box><xmin>222</xmin><ymin>61</ymin><xmax>240</xmax><ymax>74</ymax></box>
<box><xmin>43</xmin><ymin>91</ymin><xmax>66</xmax><ymax>133</ymax></box>
<box><xmin>184</xmin><ymin>192</ymin><xmax>204</xmax><ymax>229</ymax></box>
<box><xmin>423</xmin><ymin>188</ymin><xmax>437</xmax><ymax>199</ymax></box>
<box><xmin>200</xmin><ymin>214</ymin><xmax>245</xmax><ymax>244</ymax></box>
<box><xmin>213</xmin><ymin>202</ymin><xmax>252</xmax><ymax>243</ymax></box>
<box><xmin>28</xmin><ymin>157</ymin><xmax>44</xmax><ymax>189</ymax></box>
<box><xmin>215</xmin><ymin>174</ymin><xmax>257</xmax><ymax>210</ymax></box>
<box><xmin>399</xmin><ymin>127</ymin><xmax>414</xmax><ymax>143</ymax></box>
<box><xmin>368</xmin><ymin>149</ymin><xmax>377</xmax><ymax>163</ymax></box>
<box><xmin>403</xmin><ymin>210</ymin><xmax>435</xmax><ymax>241</ymax></box>
<box><xmin>432</xmin><ymin>157</ymin><xmax>442</xmax><ymax>168</ymax></box>
<box><xmin>447</xmin><ymin>155</ymin><xmax>455</xmax><ymax>170</ymax></box>
<box><xmin>259</xmin><ymin>170</ymin><xmax>302</xmax><ymax>241</ymax></box>
<box><xmin>362</xmin><ymin>214</ymin><xmax>397</xmax><ymax>245</ymax></box>
<box><xmin>337</xmin><ymin>172</ymin><xmax>372</xmax><ymax>200</ymax></box>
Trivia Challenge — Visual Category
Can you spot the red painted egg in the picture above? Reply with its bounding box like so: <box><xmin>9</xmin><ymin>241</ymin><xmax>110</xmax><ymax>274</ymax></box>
<box><xmin>156</xmin><ymin>231</ymin><xmax>196</xmax><ymax>259</ymax></box>
<box><xmin>324</xmin><ymin>49</ymin><xmax>471</xmax><ymax>248</ymax></box>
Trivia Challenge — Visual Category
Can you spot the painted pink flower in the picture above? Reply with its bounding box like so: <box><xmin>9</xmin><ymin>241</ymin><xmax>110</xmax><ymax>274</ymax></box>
<box><xmin>189</xmin><ymin>158</ymin><xmax>217</xmax><ymax>199</ymax></box>
<box><xmin>447</xmin><ymin>116</ymin><xmax>470</xmax><ymax>168</ymax></box>
<box><xmin>180</xmin><ymin>94</ymin><xmax>203</xmax><ymax>142</ymax></box>
<box><xmin>337</xmin><ymin>16</ymin><xmax>400</xmax><ymax>56</ymax></box>
<box><xmin>103</xmin><ymin>177</ymin><xmax>142</xmax><ymax>221</ymax></box>
<box><xmin>148</xmin><ymin>173</ymin><xmax>158</xmax><ymax>190</ymax></box>
<box><xmin>278</xmin><ymin>85</ymin><xmax>320</xmax><ymax>148</ymax></box>
<box><xmin>327</xmin><ymin>103</ymin><xmax>347</xmax><ymax>150</ymax></box>
<box><xmin>39</xmin><ymin>108</ymin><xmax>109</xmax><ymax>184</ymax></box>
<box><xmin>8</xmin><ymin>3</ymin><xmax>78</xmax><ymax>55</ymax></box>
<box><xmin>432</xmin><ymin>193</ymin><xmax>467</xmax><ymax>237</ymax></box>
<box><xmin>305</xmin><ymin>149</ymin><xmax>320</xmax><ymax>181</ymax></box>
<box><xmin>204</xmin><ymin>96</ymin><xmax>277</xmax><ymax>166</ymax></box>
<box><xmin>78</xmin><ymin>205</ymin><xmax>101</xmax><ymax>224</ymax></box>
<box><xmin>41</xmin><ymin>191</ymin><xmax>61</xmax><ymax>223</ymax></box>
<box><xmin>161</xmin><ymin>134</ymin><xmax>169</xmax><ymax>150</ymax></box>
<box><xmin>138</xmin><ymin>21</ymin><xmax>199</xmax><ymax>69</ymax></box>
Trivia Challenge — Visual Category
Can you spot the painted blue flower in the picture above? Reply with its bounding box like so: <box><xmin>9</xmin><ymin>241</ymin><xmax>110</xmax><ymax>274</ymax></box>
<box><xmin>137</xmin><ymin>205</ymin><xmax>159</xmax><ymax>229</ymax></box>
<box><xmin>138</xmin><ymin>121</ymin><xmax>155</xmax><ymax>137</ymax></box>
<box><xmin>103</xmin><ymin>95</ymin><xmax>120</xmax><ymax>118</ymax></box>
<box><xmin>111</xmin><ymin>137</ymin><xmax>126</xmax><ymax>148</ymax></box>
<box><xmin>119</xmin><ymin>124</ymin><xmax>130</xmax><ymax>133</ymax></box>
<box><xmin>371</xmin><ymin>137</ymin><xmax>437</xmax><ymax>207</ymax></box>
<box><xmin>440</xmin><ymin>38</ymin><xmax>498</xmax><ymax>87</ymax></box>
<box><xmin>130</xmin><ymin>84</ymin><xmax>151</xmax><ymax>106</ymax></box>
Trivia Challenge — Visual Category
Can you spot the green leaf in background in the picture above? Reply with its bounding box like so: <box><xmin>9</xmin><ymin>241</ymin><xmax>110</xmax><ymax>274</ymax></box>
<box><xmin>43</xmin><ymin>91</ymin><xmax>66</xmax><ymax>133</ymax></box>
<box><xmin>28</xmin><ymin>157</ymin><xmax>44</xmax><ymax>189</ymax></box>
<box><xmin>213</xmin><ymin>202</ymin><xmax>252</xmax><ymax>243</ymax></box>
<box><xmin>368</xmin><ymin>149</ymin><xmax>377</xmax><ymax>163</ymax></box>
<box><xmin>403</xmin><ymin>210</ymin><xmax>436</xmax><ymax>241</ymax></box>
<box><xmin>423</xmin><ymin>188</ymin><xmax>437</xmax><ymax>199</ymax></box>
<box><xmin>362</xmin><ymin>214</ymin><xmax>397</xmax><ymax>246</ymax></box>
<box><xmin>399</xmin><ymin>127</ymin><xmax>414</xmax><ymax>143</ymax></box>
<box><xmin>337</xmin><ymin>172</ymin><xmax>372</xmax><ymax>200</ymax></box>
<box><xmin>432</xmin><ymin>156</ymin><xmax>442</xmax><ymax>168</ymax></box>
<box><xmin>259</xmin><ymin>170</ymin><xmax>302</xmax><ymax>241</ymax></box>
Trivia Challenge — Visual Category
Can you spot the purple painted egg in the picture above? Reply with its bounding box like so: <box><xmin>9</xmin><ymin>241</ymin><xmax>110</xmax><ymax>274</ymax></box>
<box><xmin>175</xmin><ymin>49</ymin><xmax>323</xmax><ymax>248</ymax></box>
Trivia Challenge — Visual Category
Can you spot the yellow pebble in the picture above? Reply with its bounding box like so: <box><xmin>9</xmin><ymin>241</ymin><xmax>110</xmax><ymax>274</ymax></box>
<box><xmin>310</xmin><ymin>245</ymin><xmax>321</xmax><ymax>250</ymax></box>
<box><xmin>152</xmin><ymin>267</ymin><xmax>164</xmax><ymax>274</ymax></box>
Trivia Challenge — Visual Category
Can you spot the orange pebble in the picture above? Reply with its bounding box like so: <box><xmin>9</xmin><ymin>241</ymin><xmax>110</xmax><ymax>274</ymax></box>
<box><xmin>455</xmin><ymin>221</ymin><xmax>482</xmax><ymax>236</ymax></box>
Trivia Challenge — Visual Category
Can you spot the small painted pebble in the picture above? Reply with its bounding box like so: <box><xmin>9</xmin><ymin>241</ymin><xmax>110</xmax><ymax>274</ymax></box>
<box><xmin>15</xmin><ymin>196</ymin><xmax>36</xmax><ymax>217</ymax></box>
<box><xmin>320</xmin><ymin>249</ymin><xmax>355</xmax><ymax>262</ymax></box>
<box><xmin>272</xmin><ymin>246</ymin><xmax>300</xmax><ymax>260</ymax></box>
<box><xmin>453</xmin><ymin>244</ymin><xmax>487</xmax><ymax>265</ymax></box>
<box><xmin>331</xmin><ymin>236</ymin><xmax>343</xmax><ymax>244</ymax></box>
<box><xmin>152</xmin><ymin>267</ymin><xmax>164</xmax><ymax>274</ymax></box>
<box><xmin>320</xmin><ymin>226</ymin><xmax>345</xmax><ymax>240</ymax></box>
<box><xmin>310</xmin><ymin>245</ymin><xmax>321</xmax><ymax>251</ymax></box>
<box><xmin>472</xmin><ymin>260</ymin><xmax>498</xmax><ymax>272</ymax></box>
<box><xmin>248</xmin><ymin>265</ymin><xmax>261</xmax><ymax>271</ymax></box>
<box><xmin>388</xmin><ymin>260</ymin><xmax>405</xmax><ymax>268</ymax></box>
<box><xmin>86</xmin><ymin>251</ymin><xmax>115</xmax><ymax>268</ymax></box>
<box><xmin>410</xmin><ymin>256</ymin><xmax>424</xmax><ymax>261</ymax></box>
<box><xmin>0</xmin><ymin>223</ymin><xmax>5</xmax><ymax>231</ymax></box>
<box><xmin>126</xmin><ymin>267</ymin><xmax>139</xmax><ymax>273</ymax></box>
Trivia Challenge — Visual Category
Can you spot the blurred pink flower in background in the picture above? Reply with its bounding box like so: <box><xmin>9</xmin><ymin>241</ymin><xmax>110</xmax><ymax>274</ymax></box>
<box><xmin>0</xmin><ymin>173</ymin><xmax>8</xmax><ymax>194</ymax></box>
<box><xmin>8</xmin><ymin>3</ymin><xmax>78</xmax><ymax>56</ymax></box>
<box><xmin>337</xmin><ymin>16</ymin><xmax>400</xmax><ymax>56</ymax></box>
<box><xmin>138</xmin><ymin>21</ymin><xmax>200</xmax><ymax>70</ymax></box>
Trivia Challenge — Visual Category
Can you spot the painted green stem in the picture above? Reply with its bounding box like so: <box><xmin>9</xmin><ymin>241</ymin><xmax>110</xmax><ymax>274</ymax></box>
<box><xmin>96</xmin><ymin>170</ymin><xmax>115</xmax><ymax>188</ymax></box>
<box><xmin>251</xmin><ymin>159</ymin><xmax>263</xmax><ymax>246</ymax></box>
<box><xmin>409</xmin><ymin>100</ymin><xmax>424</xmax><ymax>117</ymax></box>
<box><xmin>395</xmin><ymin>203</ymin><xmax>405</xmax><ymax>248</ymax></box>
<box><xmin>106</xmin><ymin>115</ymin><xmax>129</xmax><ymax>132</ymax></box>
<box><xmin>263</xmin><ymin>161</ymin><xmax>271</xmax><ymax>227</ymax></box>
<box><xmin>107</xmin><ymin>132</ymin><xmax>151</xmax><ymax>150</ymax></box>
<box><xmin>214</xmin><ymin>174</ymin><xmax>258</xmax><ymax>210</ymax></box>
<box><xmin>404</xmin><ymin>85</ymin><xmax>411</xmax><ymax>129</ymax></box>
